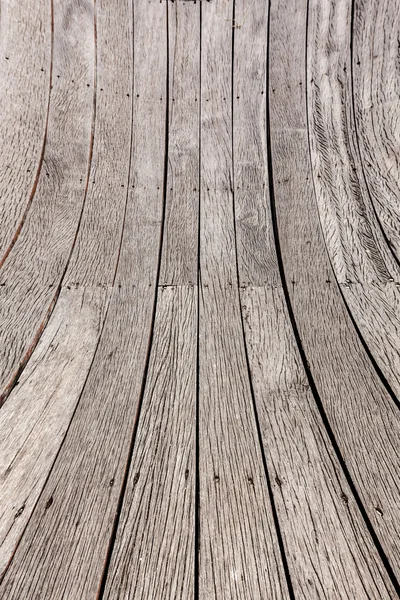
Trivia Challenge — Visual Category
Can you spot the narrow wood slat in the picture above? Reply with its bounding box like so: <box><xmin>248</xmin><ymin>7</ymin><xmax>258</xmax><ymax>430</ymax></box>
<box><xmin>233</xmin><ymin>0</ymin><xmax>398</xmax><ymax>596</ymax></box>
<box><xmin>307</xmin><ymin>0</ymin><xmax>400</xmax><ymax>401</ymax></box>
<box><xmin>103</xmin><ymin>2</ymin><xmax>199</xmax><ymax>597</ymax></box>
<box><xmin>0</xmin><ymin>0</ymin><xmax>134</xmax><ymax>577</ymax></box>
<box><xmin>0</xmin><ymin>0</ymin><xmax>167</xmax><ymax>597</ymax></box>
<box><xmin>199</xmin><ymin>1</ymin><xmax>287</xmax><ymax>597</ymax></box>
<box><xmin>270</xmin><ymin>0</ymin><xmax>400</xmax><ymax>582</ymax></box>
<box><xmin>353</xmin><ymin>0</ymin><xmax>400</xmax><ymax>262</ymax></box>
<box><xmin>104</xmin><ymin>286</ymin><xmax>196</xmax><ymax>599</ymax></box>
<box><xmin>0</xmin><ymin>0</ymin><xmax>51</xmax><ymax>262</ymax></box>
<box><xmin>0</xmin><ymin>0</ymin><xmax>95</xmax><ymax>404</ymax></box>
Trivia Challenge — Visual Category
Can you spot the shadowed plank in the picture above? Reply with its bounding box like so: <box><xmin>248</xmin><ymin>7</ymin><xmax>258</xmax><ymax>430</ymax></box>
<box><xmin>0</xmin><ymin>0</ymin><xmax>167</xmax><ymax>596</ymax></box>
<box><xmin>0</xmin><ymin>0</ymin><xmax>134</xmax><ymax>577</ymax></box>
<box><xmin>199</xmin><ymin>1</ymin><xmax>287</xmax><ymax>597</ymax></box>
<box><xmin>269</xmin><ymin>0</ymin><xmax>400</xmax><ymax>582</ymax></box>
<box><xmin>0</xmin><ymin>0</ymin><xmax>52</xmax><ymax>263</ymax></box>
<box><xmin>353</xmin><ymin>0</ymin><xmax>400</xmax><ymax>262</ymax></box>
<box><xmin>0</xmin><ymin>0</ymin><xmax>95</xmax><ymax>405</ymax></box>
<box><xmin>233</xmin><ymin>0</ymin><xmax>398</xmax><ymax>596</ymax></box>
<box><xmin>103</xmin><ymin>2</ymin><xmax>199</xmax><ymax>598</ymax></box>
<box><xmin>307</xmin><ymin>0</ymin><xmax>400</xmax><ymax>402</ymax></box>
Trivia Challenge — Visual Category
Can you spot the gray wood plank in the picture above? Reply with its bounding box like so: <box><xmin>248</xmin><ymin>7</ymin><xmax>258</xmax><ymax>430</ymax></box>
<box><xmin>307</xmin><ymin>0</ymin><xmax>400</xmax><ymax>401</ymax></box>
<box><xmin>0</xmin><ymin>0</ymin><xmax>167</xmax><ymax>596</ymax></box>
<box><xmin>0</xmin><ymin>0</ymin><xmax>95</xmax><ymax>404</ymax></box>
<box><xmin>353</xmin><ymin>0</ymin><xmax>400</xmax><ymax>262</ymax></box>
<box><xmin>0</xmin><ymin>286</ymin><xmax>109</xmax><ymax>578</ymax></box>
<box><xmin>0</xmin><ymin>0</ymin><xmax>134</xmax><ymax>576</ymax></box>
<box><xmin>0</xmin><ymin>0</ymin><xmax>52</xmax><ymax>264</ymax></box>
<box><xmin>199</xmin><ymin>1</ymin><xmax>287</xmax><ymax>597</ymax></box>
<box><xmin>269</xmin><ymin>0</ymin><xmax>400</xmax><ymax>582</ymax></box>
<box><xmin>103</xmin><ymin>286</ymin><xmax>196</xmax><ymax>600</ymax></box>
<box><xmin>233</xmin><ymin>0</ymin><xmax>398</xmax><ymax>596</ymax></box>
<box><xmin>159</xmin><ymin>0</ymin><xmax>200</xmax><ymax>287</ymax></box>
<box><xmin>103</xmin><ymin>3</ymin><xmax>199</xmax><ymax>597</ymax></box>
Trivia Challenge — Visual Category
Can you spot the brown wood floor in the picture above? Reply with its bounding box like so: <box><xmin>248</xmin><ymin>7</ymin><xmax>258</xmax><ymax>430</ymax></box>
<box><xmin>0</xmin><ymin>0</ymin><xmax>399</xmax><ymax>598</ymax></box>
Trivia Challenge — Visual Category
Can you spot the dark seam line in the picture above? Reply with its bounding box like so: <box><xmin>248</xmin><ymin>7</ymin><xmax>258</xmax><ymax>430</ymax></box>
<box><xmin>279</xmin><ymin>0</ymin><xmax>400</xmax><ymax>593</ymax></box>
<box><xmin>96</xmin><ymin>2</ymin><xmax>170</xmax><ymax>597</ymax></box>
<box><xmin>0</xmin><ymin>0</ymin><xmax>98</xmax><ymax>409</ymax></box>
<box><xmin>0</xmin><ymin>0</ymin><xmax>100</xmax><ymax>586</ymax></box>
<box><xmin>347</xmin><ymin>0</ymin><xmax>400</xmax><ymax>412</ymax></box>
<box><xmin>350</xmin><ymin>0</ymin><xmax>400</xmax><ymax>271</ymax></box>
<box><xmin>194</xmin><ymin>1</ymin><xmax>202</xmax><ymax>598</ymax></box>
<box><xmin>0</xmin><ymin>0</ymin><xmax>54</xmax><ymax>271</ymax></box>
<box><xmin>230</xmin><ymin>1</ymin><xmax>295</xmax><ymax>597</ymax></box>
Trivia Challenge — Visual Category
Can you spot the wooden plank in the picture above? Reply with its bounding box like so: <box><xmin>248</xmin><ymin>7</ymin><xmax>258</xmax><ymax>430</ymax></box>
<box><xmin>199</xmin><ymin>1</ymin><xmax>287</xmax><ymax>597</ymax></box>
<box><xmin>353</xmin><ymin>0</ymin><xmax>400</xmax><ymax>262</ymax></box>
<box><xmin>0</xmin><ymin>0</ymin><xmax>95</xmax><ymax>404</ymax></box>
<box><xmin>159</xmin><ymin>0</ymin><xmax>200</xmax><ymax>287</ymax></box>
<box><xmin>0</xmin><ymin>0</ymin><xmax>52</xmax><ymax>263</ymax></box>
<box><xmin>307</xmin><ymin>0</ymin><xmax>400</xmax><ymax>400</ymax></box>
<box><xmin>233</xmin><ymin>0</ymin><xmax>398</xmax><ymax>596</ymax></box>
<box><xmin>103</xmin><ymin>287</ymin><xmax>196</xmax><ymax>599</ymax></box>
<box><xmin>0</xmin><ymin>0</ymin><xmax>168</xmax><ymax>596</ymax></box>
<box><xmin>103</xmin><ymin>3</ymin><xmax>199</xmax><ymax>597</ymax></box>
<box><xmin>0</xmin><ymin>286</ymin><xmax>109</xmax><ymax>578</ymax></box>
<box><xmin>269</xmin><ymin>0</ymin><xmax>400</xmax><ymax>583</ymax></box>
<box><xmin>0</xmin><ymin>0</ymin><xmax>134</xmax><ymax>576</ymax></box>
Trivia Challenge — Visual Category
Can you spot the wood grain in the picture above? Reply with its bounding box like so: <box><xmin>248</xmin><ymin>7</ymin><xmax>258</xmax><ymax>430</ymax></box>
<box><xmin>0</xmin><ymin>0</ymin><xmax>52</xmax><ymax>264</ymax></box>
<box><xmin>271</xmin><ymin>0</ymin><xmax>400</xmax><ymax>581</ymax></box>
<box><xmin>104</xmin><ymin>286</ymin><xmax>196</xmax><ymax>600</ymax></box>
<box><xmin>353</xmin><ymin>0</ymin><xmax>400</xmax><ymax>262</ymax></box>
<box><xmin>233</xmin><ymin>0</ymin><xmax>398</xmax><ymax>596</ymax></box>
<box><xmin>0</xmin><ymin>0</ymin><xmax>95</xmax><ymax>404</ymax></box>
<box><xmin>199</xmin><ymin>1</ymin><xmax>287</xmax><ymax>597</ymax></box>
<box><xmin>307</xmin><ymin>0</ymin><xmax>400</xmax><ymax>401</ymax></box>
<box><xmin>0</xmin><ymin>0</ymin><xmax>167</xmax><ymax>597</ymax></box>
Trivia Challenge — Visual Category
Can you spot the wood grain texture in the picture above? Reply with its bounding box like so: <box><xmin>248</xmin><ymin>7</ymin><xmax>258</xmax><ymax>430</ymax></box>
<box><xmin>307</xmin><ymin>0</ymin><xmax>400</xmax><ymax>400</ymax></box>
<box><xmin>0</xmin><ymin>0</ymin><xmax>135</xmax><ymax>577</ymax></box>
<box><xmin>199</xmin><ymin>1</ymin><xmax>287</xmax><ymax>597</ymax></box>
<box><xmin>0</xmin><ymin>0</ymin><xmax>167</xmax><ymax>597</ymax></box>
<box><xmin>271</xmin><ymin>0</ymin><xmax>400</xmax><ymax>580</ymax></box>
<box><xmin>234</xmin><ymin>1</ymin><xmax>397</xmax><ymax>596</ymax></box>
<box><xmin>0</xmin><ymin>0</ymin><xmax>95</xmax><ymax>404</ymax></box>
<box><xmin>0</xmin><ymin>285</ymin><xmax>109</xmax><ymax>578</ymax></box>
<box><xmin>242</xmin><ymin>286</ymin><xmax>397</xmax><ymax>599</ymax></box>
<box><xmin>66</xmin><ymin>0</ymin><xmax>134</xmax><ymax>288</ymax></box>
<box><xmin>0</xmin><ymin>0</ymin><xmax>52</xmax><ymax>264</ymax></box>
<box><xmin>103</xmin><ymin>4</ymin><xmax>199</xmax><ymax>597</ymax></box>
<box><xmin>159</xmin><ymin>0</ymin><xmax>200</xmax><ymax>287</ymax></box>
<box><xmin>104</xmin><ymin>287</ymin><xmax>196</xmax><ymax>600</ymax></box>
<box><xmin>353</xmin><ymin>0</ymin><xmax>400</xmax><ymax>262</ymax></box>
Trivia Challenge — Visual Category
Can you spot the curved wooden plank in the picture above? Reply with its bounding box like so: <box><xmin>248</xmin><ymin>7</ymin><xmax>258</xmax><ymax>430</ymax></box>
<box><xmin>0</xmin><ymin>0</ymin><xmax>168</xmax><ymax>596</ymax></box>
<box><xmin>353</xmin><ymin>0</ymin><xmax>400</xmax><ymax>261</ymax></box>
<box><xmin>198</xmin><ymin>1</ymin><xmax>287</xmax><ymax>597</ymax></box>
<box><xmin>0</xmin><ymin>0</ymin><xmax>52</xmax><ymax>263</ymax></box>
<box><xmin>307</xmin><ymin>0</ymin><xmax>400</xmax><ymax>402</ymax></box>
<box><xmin>269</xmin><ymin>0</ymin><xmax>400</xmax><ymax>582</ymax></box>
<box><xmin>233</xmin><ymin>0</ymin><xmax>397</xmax><ymax>596</ymax></box>
<box><xmin>0</xmin><ymin>0</ymin><xmax>134</xmax><ymax>576</ymax></box>
<box><xmin>0</xmin><ymin>0</ymin><xmax>95</xmax><ymax>405</ymax></box>
<box><xmin>103</xmin><ymin>3</ymin><xmax>199</xmax><ymax>597</ymax></box>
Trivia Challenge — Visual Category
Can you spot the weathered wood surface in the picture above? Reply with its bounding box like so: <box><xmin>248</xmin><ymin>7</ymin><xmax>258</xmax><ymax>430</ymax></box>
<box><xmin>0</xmin><ymin>0</ymin><xmax>52</xmax><ymax>264</ymax></box>
<box><xmin>0</xmin><ymin>0</ymin><xmax>400</xmax><ymax>597</ymax></box>
<box><xmin>0</xmin><ymin>0</ymin><xmax>95</xmax><ymax>404</ymax></box>
<box><xmin>353</xmin><ymin>0</ymin><xmax>400</xmax><ymax>262</ymax></box>
<box><xmin>307</xmin><ymin>0</ymin><xmax>400</xmax><ymax>402</ymax></box>
<box><xmin>103</xmin><ymin>3</ymin><xmax>198</xmax><ymax>597</ymax></box>
<box><xmin>235</xmin><ymin>0</ymin><xmax>398</xmax><ymax>597</ymax></box>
